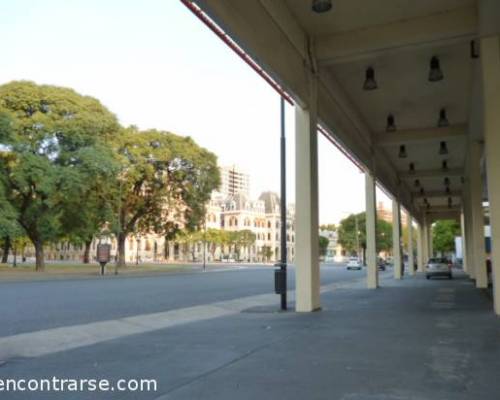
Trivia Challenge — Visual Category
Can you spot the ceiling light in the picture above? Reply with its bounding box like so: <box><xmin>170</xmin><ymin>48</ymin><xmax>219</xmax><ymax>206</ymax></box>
<box><xmin>420</xmin><ymin>187</ymin><xmax>425</xmax><ymax>195</ymax></box>
<box><xmin>312</xmin><ymin>0</ymin><xmax>332</xmax><ymax>13</ymax></box>
<box><xmin>409</xmin><ymin>163</ymin><xmax>415</xmax><ymax>173</ymax></box>
<box><xmin>399</xmin><ymin>145</ymin><xmax>407</xmax><ymax>158</ymax></box>
<box><xmin>363</xmin><ymin>67</ymin><xmax>378</xmax><ymax>91</ymax></box>
<box><xmin>445</xmin><ymin>187</ymin><xmax>451</xmax><ymax>195</ymax></box>
<box><xmin>414</xmin><ymin>179</ymin><xmax>420</xmax><ymax>188</ymax></box>
<box><xmin>442</xmin><ymin>160</ymin><xmax>448</xmax><ymax>170</ymax></box>
<box><xmin>438</xmin><ymin>108</ymin><xmax>449</xmax><ymax>127</ymax></box>
<box><xmin>470</xmin><ymin>40</ymin><xmax>479</xmax><ymax>59</ymax></box>
<box><xmin>386</xmin><ymin>114</ymin><xmax>396</xmax><ymax>132</ymax></box>
<box><xmin>429</xmin><ymin>56</ymin><xmax>444</xmax><ymax>82</ymax></box>
<box><xmin>444</xmin><ymin>177</ymin><xmax>450</xmax><ymax>187</ymax></box>
<box><xmin>439</xmin><ymin>141</ymin><xmax>449</xmax><ymax>155</ymax></box>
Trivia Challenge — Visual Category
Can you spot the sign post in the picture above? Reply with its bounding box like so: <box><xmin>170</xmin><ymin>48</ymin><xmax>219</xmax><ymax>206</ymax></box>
<box><xmin>96</xmin><ymin>243</ymin><xmax>111</xmax><ymax>275</ymax></box>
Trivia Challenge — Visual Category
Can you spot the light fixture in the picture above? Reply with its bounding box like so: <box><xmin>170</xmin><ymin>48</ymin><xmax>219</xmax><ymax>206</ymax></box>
<box><xmin>414</xmin><ymin>179</ymin><xmax>420</xmax><ymax>188</ymax></box>
<box><xmin>399</xmin><ymin>144</ymin><xmax>407</xmax><ymax>158</ymax></box>
<box><xmin>312</xmin><ymin>0</ymin><xmax>332</xmax><ymax>13</ymax></box>
<box><xmin>386</xmin><ymin>114</ymin><xmax>396</xmax><ymax>132</ymax></box>
<box><xmin>445</xmin><ymin>187</ymin><xmax>451</xmax><ymax>195</ymax></box>
<box><xmin>439</xmin><ymin>141</ymin><xmax>448</xmax><ymax>155</ymax></box>
<box><xmin>442</xmin><ymin>160</ymin><xmax>448</xmax><ymax>171</ymax></box>
<box><xmin>428</xmin><ymin>56</ymin><xmax>444</xmax><ymax>82</ymax></box>
<box><xmin>409</xmin><ymin>162</ymin><xmax>415</xmax><ymax>173</ymax></box>
<box><xmin>438</xmin><ymin>108</ymin><xmax>449</xmax><ymax>127</ymax></box>
<box><xmin>363</xmin><ymin>67</ymin><xmax>378</xmax><ymax>90</ymax></box>
<box><xmin>420</xmin><ymin>187</ymin><xmax>425</xmax><ymax>195</ymax></box>
<box><xmin>444</xmin><ymin>177</ymin><xmax>450</xmax><ymax>187</ymax></box>
<box><xmin>470</xmin><ymin>40</ymin><xmax>479</xmax><ymax>59</ymax></box>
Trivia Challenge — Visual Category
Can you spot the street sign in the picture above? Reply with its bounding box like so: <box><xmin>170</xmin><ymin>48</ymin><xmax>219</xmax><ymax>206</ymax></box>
<box><xmin>96</xmin><ymin>243</ymin><xmax>111</xmax><ymax>275</ymax></box>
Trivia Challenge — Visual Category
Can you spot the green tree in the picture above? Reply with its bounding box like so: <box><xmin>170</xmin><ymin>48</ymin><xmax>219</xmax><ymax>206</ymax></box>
<box><xmin>432</xmin><ymin>220</ymin><xmax>460</xmax><ymax>253</ymax></box>
<box><xmin>111</xmin><ymin>127</ymin><xmax>220</xmax><ymax>267</ymax></box>
<box><xmin>235</xmin><ymin>229</ymin><xmax>256</xmax><ymax>261</ymax></box>
<box><xmin>319</xmin><ymin>235</ymin><xmax>329</xmax><ymax>256</ymax></box>
<box><xmin>320</xmin><ymin>224</ymin><xmax>336</xmax><ymax>231</ymax></box>
<box><xmin>337</xmin><ymin>212</ymin><xmax>393</xmax><ymax>260</ymax></box>
<box><xmin>0</xmin><ymin>81</ymin><xmax>119</xmax><ymax>270</ymax></box>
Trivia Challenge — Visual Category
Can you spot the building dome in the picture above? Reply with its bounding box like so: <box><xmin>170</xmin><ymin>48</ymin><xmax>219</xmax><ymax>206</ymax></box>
<box><xmin>259</xmin><ymin>191</ymin><xmax>280</xmax><ymax>213</ymax></box>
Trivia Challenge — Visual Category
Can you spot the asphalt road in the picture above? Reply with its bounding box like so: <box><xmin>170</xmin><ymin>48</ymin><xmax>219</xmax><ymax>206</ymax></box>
<box><xmin>0</xmin><ymin>263</ymin><xmax>365</xmax><ymax>337</ymax></box>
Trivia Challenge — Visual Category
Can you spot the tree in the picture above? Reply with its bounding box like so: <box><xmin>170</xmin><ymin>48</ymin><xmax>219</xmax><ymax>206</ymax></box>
<box><xmin>111</xmin><ymin>127</ymin><xmax>220</xmax><ymax>267</ymax></box>
<box><xmin>319</xmin><ymin>235</ymin><xmax>329</xmax><ymax>256</ymax></box>
<box><xmin>320</xmin><ymin>224</ymin><xmax>336</xmax><ymax>231</ymax></box>
<box><xmin>337</xmin><ymin>212</ymin><xmax>393</xmax><ymax>260</ymax></box>
<box><xmin>0</xmin><ymin>81</ymin><xmax>119</xmax><ymax>270</ymax></box>
<box><xmin>432</xmin><ymin>220</ymin><xmax>460</xmax><ymax>253</ymax></box>
<box><xmin>235</xmin><ymin>229</ymin><xmax>256</xmax><ymax>261</ymax></box>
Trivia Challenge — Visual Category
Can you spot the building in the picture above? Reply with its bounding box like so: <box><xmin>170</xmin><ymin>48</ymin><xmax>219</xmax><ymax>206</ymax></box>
<box><xmin>219</xmin><ymin>165</ymin><xmax>250</xmax><ymax>197</ymax></box>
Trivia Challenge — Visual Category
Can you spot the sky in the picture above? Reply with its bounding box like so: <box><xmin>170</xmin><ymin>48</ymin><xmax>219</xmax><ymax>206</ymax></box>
<box><xmin>0</xmin><ymin>0</ymin><xmax>391</xmax><ymax>224</ymax></box>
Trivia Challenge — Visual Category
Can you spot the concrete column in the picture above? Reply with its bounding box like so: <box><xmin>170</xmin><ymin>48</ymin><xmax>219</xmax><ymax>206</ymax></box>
<box><xmin>427</xmin><ymin>223</ymin><xmax>433</xmax><ymax>258</ymax></box>
<box><xmin>417</xmin><ymin>222</ymin><xmax>424</xmax><ymax>272</ymax></box>
<box><xmin>463</xmin><ymin>185</ymin><xmax>476</xmax><ymax>279</ymax></box>
<box><xmin>365</xmin><ymin>171</ymin><xmax>378</xmax><ymax>288</ymax></box>
<box><xmin>408</xmin><ymin>217</ymin><xmax>415</xmax><ymax>276</ymax></box>
<box><xmin>295</xmin><ymin>80</ymin><xmax>320</xmax><ymax>312</ymax></box>
<box><xmin>481</xmin><ymin>33</ymin><xmax>500</xmax><ymax>314</ymax></box>
<box><xmin>422</xmin><ymin>214</ymin><xmax>429</xmax><ymax>265</ymax></box>
<box><xmin>469</xmin><ymin>141</ymin><xmax>488</xmax><ymax>288</ymax></box>
<box><xmin>392</xmin><ymin>199</ymin><xmax>402</xmax><ymax>280</ymax></box>
<box><xmin>460</xmin><ymin>211</ymin><xmax>469</xmax><ymax>274</ymax></box>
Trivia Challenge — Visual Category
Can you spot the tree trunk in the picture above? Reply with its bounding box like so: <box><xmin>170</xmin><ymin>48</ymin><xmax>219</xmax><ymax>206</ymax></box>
<box><xmin>83</xmin><ymin>239</ymin><xmax>92</xmax><ymax>264</ymax></box>
<box><xmin>116</xmin><ymin>232</ymin><xmax>127</xmax><ymax>269</ymax></box>
<box><xmin>1</xmin><ymin>236</ymin><xmax>10</xmax><ymax>263</ymax></box>
<box><xmin>34</xmin><ymin>240</ymin><xmax>45</xmax><ymax>271</ymax></box>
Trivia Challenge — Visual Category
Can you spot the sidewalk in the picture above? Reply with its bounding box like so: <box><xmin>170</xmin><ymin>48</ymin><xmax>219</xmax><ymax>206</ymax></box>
<box><xmin>157</xmin><ymin>271</ymin><xmax>499</xmax><ymax>400</ymax></box>
<box><xmin>1</xmin><ymin>271</ymin><xmax>499</xmax><ymax>400</ymax></box>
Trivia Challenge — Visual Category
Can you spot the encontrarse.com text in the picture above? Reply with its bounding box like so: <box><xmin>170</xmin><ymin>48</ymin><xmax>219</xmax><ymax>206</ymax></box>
<box><xmin>0</xmin><ymin>377</ymin><xmax>157</xmax><ymax>392</ymax></box>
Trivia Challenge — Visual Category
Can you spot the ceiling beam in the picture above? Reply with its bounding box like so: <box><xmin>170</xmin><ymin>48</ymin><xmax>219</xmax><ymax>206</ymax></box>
<box><xmin>316</xmin><ymin>6</ymin><xmax>477</xmax><ymax>65</ymax></box>
<box><xmin>412</xmin><ymin>190</ymin><xmax>462</xmax><ymax>199</ymax></box>
<box><xmin>425</xmin><ymin>205</ymin><xmax>461</xmax><ymax>213</ymax></box>
<box><xmin>400</xmin><ymin>168</ymin><xmax>464</xmax><ymax>179</ymax></box>
<box><xmin>376</xmin><ymin>124</ymin><xmax>467</xmax><ymax>147</ymax></box>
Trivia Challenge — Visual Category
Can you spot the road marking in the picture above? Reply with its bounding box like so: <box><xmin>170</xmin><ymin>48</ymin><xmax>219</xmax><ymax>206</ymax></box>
<box><xmin>0</xmin><ymin>276</ymin><xmax>369</xmax><ymax>360</ymax></box>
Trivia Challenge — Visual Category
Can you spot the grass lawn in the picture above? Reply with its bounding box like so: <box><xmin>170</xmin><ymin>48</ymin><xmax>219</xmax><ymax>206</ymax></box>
<box><xmin>0</xmin><ymin>262</ymin><xmax>203</xmax><ymax>281</ymax></box>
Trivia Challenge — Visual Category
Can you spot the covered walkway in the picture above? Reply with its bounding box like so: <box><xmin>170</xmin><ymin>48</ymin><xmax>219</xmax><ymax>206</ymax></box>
<box><xmin>159</xmin><ymin>271</ymin><xmax>499</xmax><ymax>399</ymax></box>
<box><xmin>185</xmin><ymin>0</ymin><xmax>500</xmax><ymax>314</ymax></box>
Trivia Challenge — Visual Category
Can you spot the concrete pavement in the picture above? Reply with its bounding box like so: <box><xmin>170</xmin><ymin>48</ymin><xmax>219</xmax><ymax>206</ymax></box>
<box><xmin>0</xmin><ymin>268</ymin><xmax>499</xmax><ymax>399</ymax></box>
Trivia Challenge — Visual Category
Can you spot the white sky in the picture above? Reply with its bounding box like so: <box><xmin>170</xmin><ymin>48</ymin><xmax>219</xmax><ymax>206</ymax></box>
<box><xmin>1</xmin><ymin>0</ymin><xmax>392</xmax><ymax>224</ymax></box>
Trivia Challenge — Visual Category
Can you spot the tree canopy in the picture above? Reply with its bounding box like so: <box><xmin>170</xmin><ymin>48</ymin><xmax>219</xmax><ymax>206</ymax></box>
<box><xmin>432</xmin><ymin>220</ymin><xmax>461</xmax><ymax>253</ymax></box>
<box><xmin>0</xmin><ymin>81</ymin><xmax>120</xmax><ymax>270</ymax></box>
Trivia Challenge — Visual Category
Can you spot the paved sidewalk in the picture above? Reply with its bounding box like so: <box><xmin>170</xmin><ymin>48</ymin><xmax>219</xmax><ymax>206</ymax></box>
<box><xmin>1</xmin><ymin>271</ymin><xmax>499</xmax><ymax>400</ymax></box>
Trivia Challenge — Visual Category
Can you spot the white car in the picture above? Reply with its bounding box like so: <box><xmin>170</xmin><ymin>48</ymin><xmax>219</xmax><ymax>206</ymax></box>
<box><xmin>426</xmin><ymin>257</ymin><xmax>452</xmax><ymax>279</ymax></box>
<box><xmin>346</xmin><ymin>257</ymin><xmax>362</xmax><ymax>270</ymax></box>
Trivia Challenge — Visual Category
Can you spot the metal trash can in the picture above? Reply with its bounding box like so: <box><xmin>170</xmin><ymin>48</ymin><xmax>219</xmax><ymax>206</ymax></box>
<box><xmin>274</xmin><ymin>268</ymin><xmax>286</xmax><ymax>294</ymax></box>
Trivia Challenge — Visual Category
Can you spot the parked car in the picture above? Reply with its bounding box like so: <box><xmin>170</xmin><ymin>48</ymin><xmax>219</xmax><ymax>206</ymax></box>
<box><xmin>347</xmin><ymin>257</ymin><xmax>362</xmax><ymax>270</ymax></box>
<box><xmin>425</xmin><ymin>257</ymin><xmax>452</xmax><ymax>279</ymax></box>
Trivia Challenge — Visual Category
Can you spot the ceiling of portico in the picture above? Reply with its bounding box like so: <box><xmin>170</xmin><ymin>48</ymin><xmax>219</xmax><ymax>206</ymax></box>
<box><xmin>285</xmin><ymin>0</ymin><xmax>477</xmax><ymax>212</ymax></box>
<box><xmin>285</xmin><ymin>0</ymin><xmax>475</xmax><ymax>36</ymax></box>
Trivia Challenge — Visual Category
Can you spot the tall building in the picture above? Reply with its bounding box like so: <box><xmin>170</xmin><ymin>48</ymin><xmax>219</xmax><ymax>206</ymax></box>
<box><xmin>219</xmin><ymin>165</ymin><xmax>250</xmax><ymax>197</ymax></box>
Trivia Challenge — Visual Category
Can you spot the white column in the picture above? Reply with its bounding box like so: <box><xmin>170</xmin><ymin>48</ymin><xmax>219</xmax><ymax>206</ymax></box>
<box><xmin>469</xmin><ymin>141</ymin><xmax>488</xmax><ymax>288</ymax></box>
<box><xmin>417</xmin><ymin>222</ymin><xmax>424</xmax><ymax>272</ymax></box>
<box><xmin>460</xmin><ymin>211</ymin><xmax>469</xmax><ymax>274</ymax></box>
<box><xmin>295</xmin><ymin>81</ymin><xmax>320</xmax><ymax>312</ymax></box>
<box><xmin>463</xmin><ymin>187</ymin><xmax>476</xmax><ymax>279</ymax></box>
<box><xmin>427</xmin><ymin>223</ymin><xmax>433</xmax><ymax>258</ymax></box>
<box><xmin>392</xmin><ymin>199</ymin><xmax>402</xmax><ymax>279</ymax></box>
<box><xmin>422</xmin><ymin>214</ymin><xmax>429</xmax><ymax>266</ymax></box>
<box><xmin>365</xmin><ymin>171</ymin><xmax>378</xmax><ymax>288</ymax></box>
<box><xmin>408</xmin><ymin>217</ymin><xmax>415</xmax><ymax>276</ymax></box>
<box><xmin>481</xmin><ymin>33</ymin><xmax>500</xmax><ymax>314</ymax></box>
